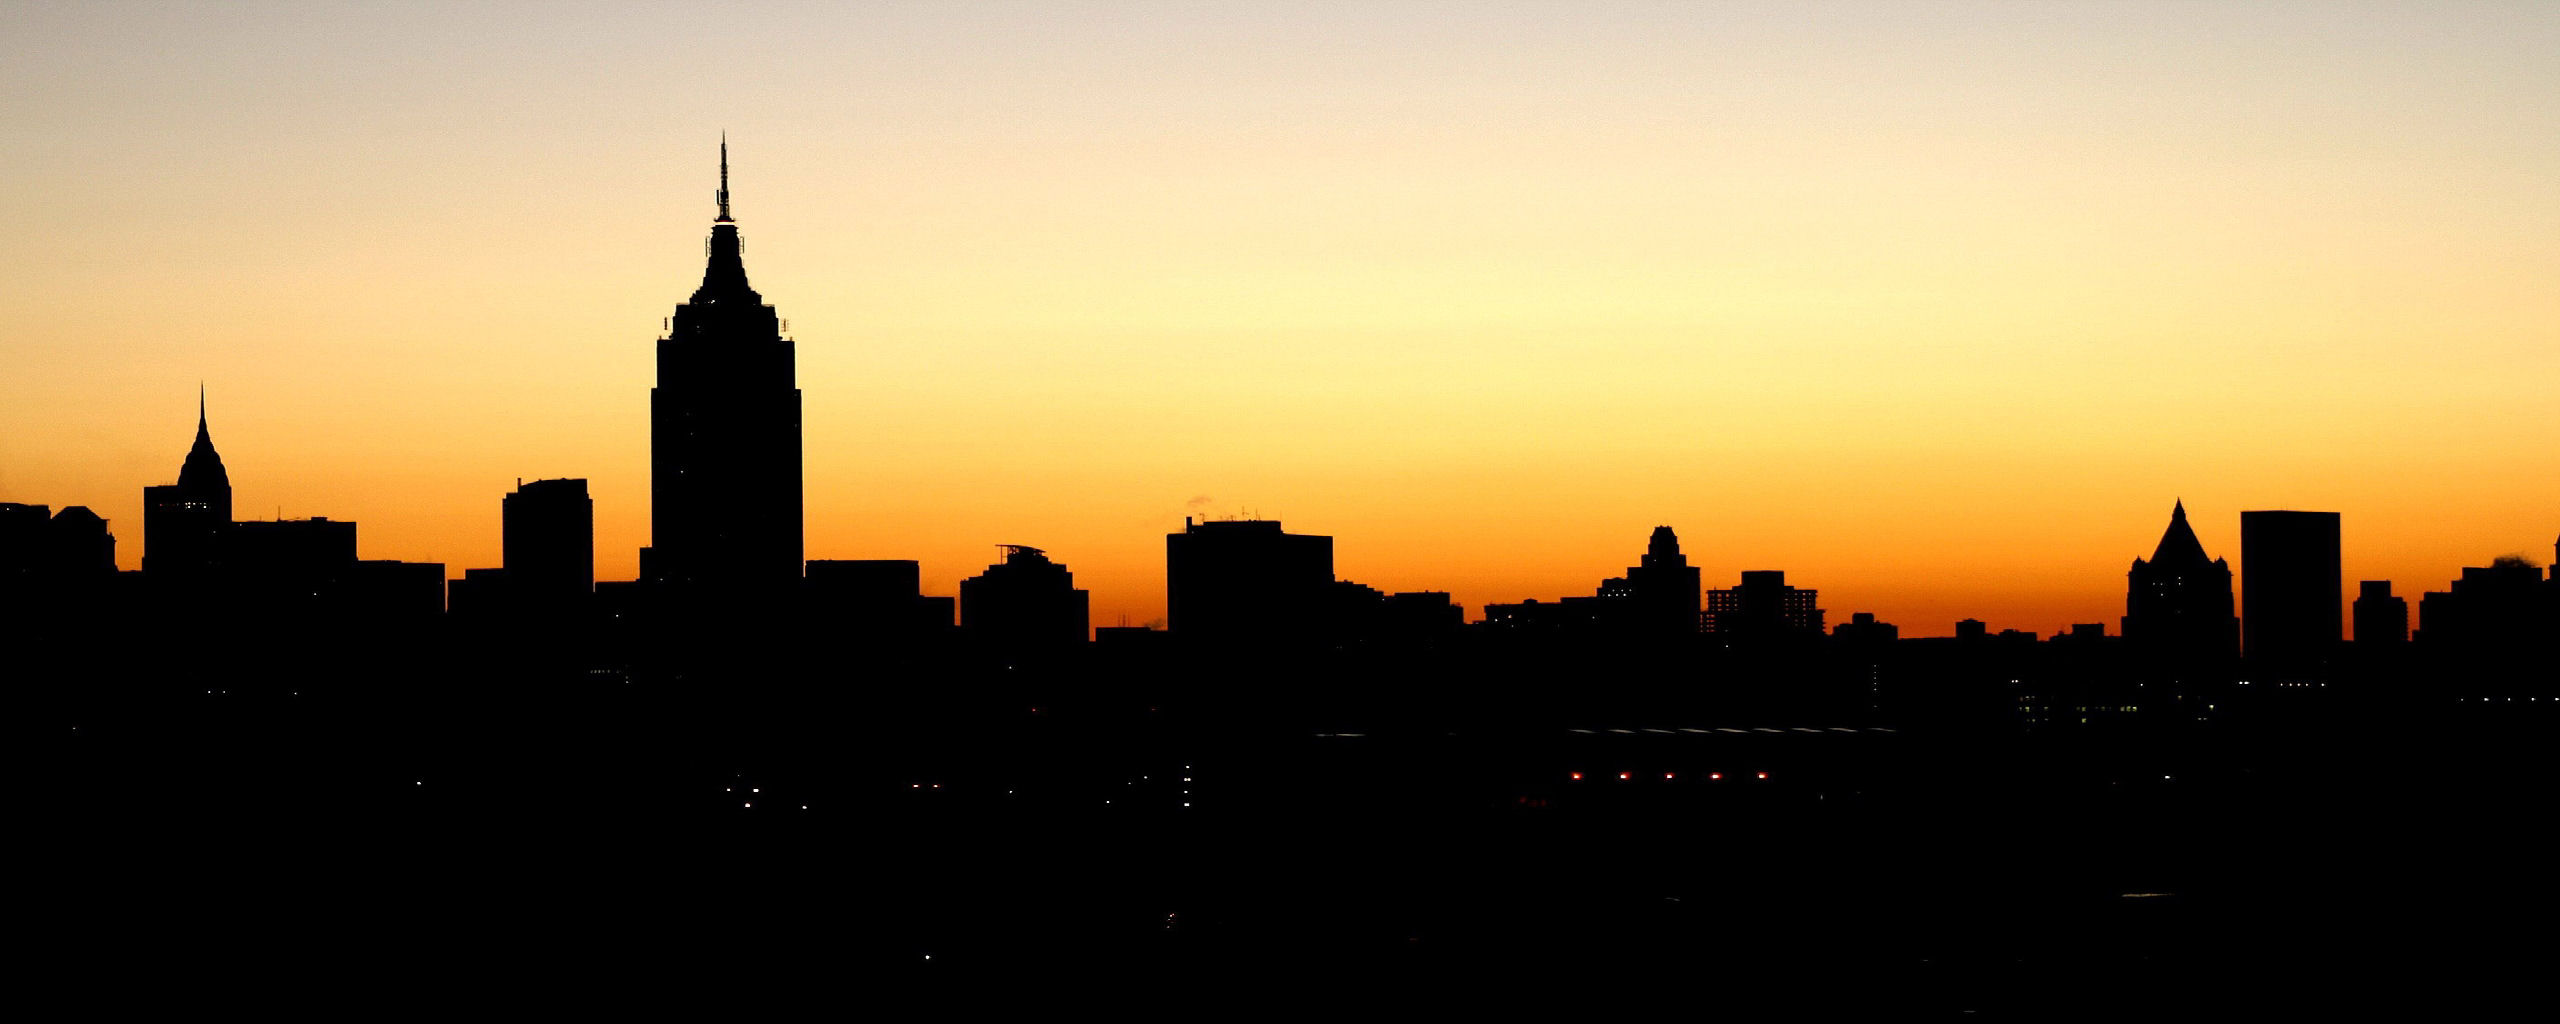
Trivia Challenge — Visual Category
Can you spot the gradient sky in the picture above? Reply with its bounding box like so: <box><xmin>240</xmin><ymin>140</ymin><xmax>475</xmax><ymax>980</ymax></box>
<box><xmin>3</xmin><ymin>1</ymin><xmax>2554</xmax><ymax>636</ymax></box>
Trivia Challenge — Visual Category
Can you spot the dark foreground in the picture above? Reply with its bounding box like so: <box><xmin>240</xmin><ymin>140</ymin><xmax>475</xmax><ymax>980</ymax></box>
<box><xmin>23</xmin><ymin>653</ymin><xmax>2555</xmax><ymax>1013</ymax></box>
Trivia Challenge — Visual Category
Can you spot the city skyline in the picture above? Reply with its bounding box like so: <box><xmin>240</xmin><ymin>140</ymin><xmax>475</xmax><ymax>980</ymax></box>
<box><xmin>4</xmin><ymin>2</ymin><xmax>2556</xmax><ymax>636</ymax></box>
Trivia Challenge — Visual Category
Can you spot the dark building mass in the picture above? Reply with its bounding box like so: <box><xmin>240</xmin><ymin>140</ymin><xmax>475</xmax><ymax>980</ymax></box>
<box><xmin>1603</xmin><ymin>525</ymin><xmax>1704</xmax><ymax>636</ymax></box>
<box><xmin>959</xmin><ymin>544</ymin><xmax>1091</xmax><ymax>653</ymax></box>
<box><xmin>2242</xmin><ymin>509</ymin><xmax>2342</xmax><ymax>672</ymax></box>
<box><xmin>647</xmin><ymin>137</ymin><xmax>802</xmax><ymax>594</ymax></box>
<box><xmin>2122</xmin><ymin>500</ymin><xmax>2238</xmax><ymax>667</ymax></box>
<box><xmin>1483</xmin><ymin>526</ymin><xmax>1704</xmax><ymax>640</ymax></box>
<box><xmin>506</xmin><ymin>478</ymin><xmax>594</xmax><ymax>607</ymax></box>
<box><xmin>140</xmin><ymin>390</ymin><xmax>231</xmax><ymax>579</ymax></box>
<box><xmin>2355</xmin><ymin>580</ymin><xmax>2408</xmax><ymax>646</ymax></box>
<box><xmin>1704</xmin><ymin>569</ymin><xmax>1823</xmax><ymax>642</ymax></box>
<box><xmin>805</xmin><ymin>558</ymin><xmax>953</xmax><ymax>644</ymax></box>
<box><xmin>1166</xmin><ymin>517</ymin><xmax>1335</xmax><ymax>647</ymax></box>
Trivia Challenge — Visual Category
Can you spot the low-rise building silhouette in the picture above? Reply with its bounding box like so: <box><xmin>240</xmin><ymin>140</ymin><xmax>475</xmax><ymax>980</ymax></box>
<box><xmin>1833</xmin><ymin>611</ymin><xmax>1898</xmax><ymax>645</ymax></box>
<box><xmin>2353</xmin><ymin>580</ymin><xmax>2407</xmax><ymax>645</ymax></box>
<box><xmin>1703</xmin><ymin>570</ymin><xmax>1823</xmax><ymax>642</ymax></box>
<box><xmin>806</xmin><ymin>558</ymin><xmax>954</xmax><ymax>640</ymax></box>
<box><xmin>2417</xmin><ymin>558</ymin><xmax>2549</xmax><ymax>652</ymax></box>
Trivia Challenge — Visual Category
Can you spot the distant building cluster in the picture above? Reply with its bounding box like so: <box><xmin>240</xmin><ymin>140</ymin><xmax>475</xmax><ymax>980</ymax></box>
<box><xmin>5</xmin><ymin>147</ymin><xmax>2552</xmax><ymax>725</ymax></box>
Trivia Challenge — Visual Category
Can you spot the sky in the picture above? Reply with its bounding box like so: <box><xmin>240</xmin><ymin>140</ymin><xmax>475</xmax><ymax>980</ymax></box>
<box><xmin>2</xmin><ymin>1</ymin><xmax>2554</xmax><ymax>636</ymax></box>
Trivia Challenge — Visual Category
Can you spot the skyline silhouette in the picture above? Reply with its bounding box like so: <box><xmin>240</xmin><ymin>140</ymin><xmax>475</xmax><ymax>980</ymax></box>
<box><xmin>6</xmin><ymin>144</ymin><xmax>2547</xmax><ymax>657</ymax></box>
<box><xmin>6</xmin><ymin>134</ymin><xmax>2555</xmax><ymax>642</ymax></box>
<box><xmin>6</xmin><ymin>4</ymin><xmax>2554</xmax><ymax>640</ymax></box>
<box><xmin>6</xmin><ymin>5</ymin><xmax>2559</xmax><ymax>997</ymax></box>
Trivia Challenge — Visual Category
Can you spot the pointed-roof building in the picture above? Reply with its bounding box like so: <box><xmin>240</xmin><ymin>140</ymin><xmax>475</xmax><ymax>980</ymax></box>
<box><xmin>143</xmin><ymin>390</ymin><xmax>234</xmax><ymax>578</ymax></box>
<box><xmin>2122</xmin><ymin>500</ymin><xmax>2237</xmax><ymax>665</ymax></box>
<box><xmin>645</xmin><ymin>137</ymin><xmax>804</xmax><ymax>592</ymax></box>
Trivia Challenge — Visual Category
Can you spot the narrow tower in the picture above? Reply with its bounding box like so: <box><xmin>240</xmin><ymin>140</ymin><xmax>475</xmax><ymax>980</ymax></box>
<box><xmin>648</xmin><ymin>137</ymin><xmax>804</xmax><ymax>592</ymax></box>
<box><xmin>142</xmin><ymin>388</ymin><xmax>234</xmax><ymax>578</ymax></box>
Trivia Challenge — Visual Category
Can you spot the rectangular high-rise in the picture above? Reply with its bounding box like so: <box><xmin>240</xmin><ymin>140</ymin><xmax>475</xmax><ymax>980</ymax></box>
<box><xmin>504</xmin><ymin>478</ymin><xmax>593</xmax><ymax>606</ymax></box>
<box><xmin>2241</xmin><ymin>510</ymin><xmax>2341</xmax><ymax>665</ymax></box>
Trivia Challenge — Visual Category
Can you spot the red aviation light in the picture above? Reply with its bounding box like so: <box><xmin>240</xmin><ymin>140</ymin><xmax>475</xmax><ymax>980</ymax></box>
<box><xmin>1709</xmin><ymin>772</ymin><xmax>1723</xmax><ymax>780</ymax></box>
<box><xmin>1756</xmin><ymin>772</ymin><xmax>1769</xmax><ymax>780</ymax></box>
<box><xmin>1569</xmin><ymin>772</ymin><xmax>1583</xmax><ymax>781</ymax></box>
<box><xmin>1617</xmin><ymin>772</ymin><xmax>1630</xmax><ymax>781</ymax></box>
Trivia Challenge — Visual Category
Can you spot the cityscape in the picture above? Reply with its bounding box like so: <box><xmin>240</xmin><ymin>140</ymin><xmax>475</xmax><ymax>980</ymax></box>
<box><xmin>6</xmin><ymin>1</ymin><xmax>2556</xmax><ymax>1008</ymax></box>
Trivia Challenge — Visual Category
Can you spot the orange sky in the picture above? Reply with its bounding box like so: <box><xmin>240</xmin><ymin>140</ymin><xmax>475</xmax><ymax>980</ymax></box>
<box><xmin>3</xmin><ymin>3</ymin><xmax>2554</xmax><ymax>636</ymax></box>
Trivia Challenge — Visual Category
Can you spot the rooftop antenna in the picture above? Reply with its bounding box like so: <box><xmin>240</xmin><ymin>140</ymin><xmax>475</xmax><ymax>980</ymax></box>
<box><xmin>715</xmin><ymin>132</ymin><xmax>733</xmax><ymax>223</ymax></box>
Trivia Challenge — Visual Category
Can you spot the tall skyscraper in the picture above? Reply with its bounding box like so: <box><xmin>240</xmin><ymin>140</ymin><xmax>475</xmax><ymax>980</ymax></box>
<box><xmin>2241</xmin><ymin>509</ymin><xmax>2341</xmax><ymax>666</ymax></box>
<box><xmin>2122</xmin><ymin>500</ymin><xmax>2238</xmax><ymax>664</ymax></box>
<box><xmin>648</xmin><ymin>138</ymin><xmax>803</xmax><ymax>592</ymax></box>
<box><xmin>142</xmin><ymin>389</ymin><xmax>232</xmax><ymax>578</ymax></box>
<box><xmin>504</xmin><ymin>478</ymin><xmax>594</xmax><ymax>607</ymax></box>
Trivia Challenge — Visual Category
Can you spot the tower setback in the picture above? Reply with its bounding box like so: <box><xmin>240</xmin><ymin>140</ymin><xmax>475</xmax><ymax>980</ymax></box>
<box><xmin>648</xmin><ymin>138</ymin><xmax>803</xmax><ymax>592</ymax></box>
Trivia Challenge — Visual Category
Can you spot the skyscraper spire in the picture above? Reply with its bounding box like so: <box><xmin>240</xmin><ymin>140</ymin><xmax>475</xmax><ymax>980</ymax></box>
<box><xmin>146</xmin><ymin>388</ymin><xmax>235</xmax><ymax>577</ymax></box>
<box><xmin>715</xmin><ymin>132</ymin><xmax>732</xmax><ymax>223</ymax></box>
<box><xmin>2148</xmin><ymin>499</ymin><xmax>2213</xmax><ymax>568</ymax></box>
<box><xmin>654</xmin><ymin>137</ymin><xmax>800</xmax><ymax>591</ymax></box>
<box><xmin>177</xmin><ymin>387</ymin><xmax>230</xmax><ymax>492</ymax></box>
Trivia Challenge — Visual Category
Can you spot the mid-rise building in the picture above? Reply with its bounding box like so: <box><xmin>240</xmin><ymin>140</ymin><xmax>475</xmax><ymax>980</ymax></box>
<box><xmin>959</xmin><ymin>545</ymin><xmax>1091</xmax><ymax>652</ymax></box>
<box><xmin>505</xmin><ymin>477</ymin><xmax>594</xmax><ymax>608</ymax></box>
<box><xmin>1165</xmin><ymin>518</ymin><xmax>1334</xmax><ymax>646</ymax></box>
<box><xmin>1703</xmin><ymin>570</ymin><xmax>1823</xmax><ymax>641</ymax></box>
<box><xmin>2241</xmin><ymin>509</ymin><xmax>2342</xmax><ymax>666</ymax></box>
<box><xmin>1596</xmin><ymin>526</ymin><xmax>1702</xmax><ymax>636</ymax></box>
<box><xmin>2122</xmin><ymin>501</ymin><xmax>2237</xmax><ymax>664</ymax></box>
<box><xmin>141</xmin><ymin>391</ymin><xmax>232</xmax><ymax>579</ymax></box>
<box><xmin>2353</xmin><ymin>580</ymin><xmax>2407</xmax><ymax>645</ymax></box>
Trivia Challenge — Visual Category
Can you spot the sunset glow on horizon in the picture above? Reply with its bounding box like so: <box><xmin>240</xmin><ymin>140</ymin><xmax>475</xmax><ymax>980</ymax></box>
<box><xmin>3</xmin><ymin>2</ymin><xmax>2554</xmax><ymax>636</ymax></box>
